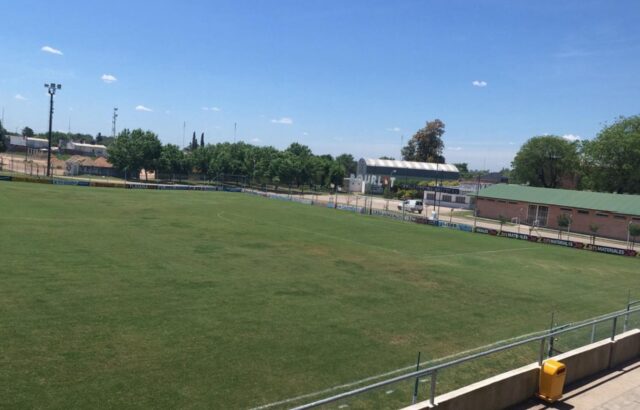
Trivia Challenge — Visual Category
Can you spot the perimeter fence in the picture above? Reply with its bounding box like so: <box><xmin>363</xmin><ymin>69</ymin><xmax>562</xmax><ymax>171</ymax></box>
<box><xmin>249</xmin><ymin>303</ymin><xmax>640</xmax><ymax>410</ymax></box>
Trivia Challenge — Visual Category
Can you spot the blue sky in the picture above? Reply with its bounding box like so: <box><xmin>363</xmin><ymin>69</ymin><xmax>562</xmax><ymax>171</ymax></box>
<box><xmin>1</xmin><ymin>0</ymin><xmax>639</xmax><ymax>170</ymax></box>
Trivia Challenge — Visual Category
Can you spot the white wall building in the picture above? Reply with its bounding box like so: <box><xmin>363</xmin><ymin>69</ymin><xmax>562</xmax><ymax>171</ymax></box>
<box><xmin>65</xmin><ymin>141</ymin><xmax>108</xmax><ymax>157</ymax></box>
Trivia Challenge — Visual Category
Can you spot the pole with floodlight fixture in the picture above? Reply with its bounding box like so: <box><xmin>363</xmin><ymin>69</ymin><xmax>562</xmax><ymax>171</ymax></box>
<box><xmin>45</xmin><ymin>83</ymin><xmax>61</xmax><ymax>177</ymax></box>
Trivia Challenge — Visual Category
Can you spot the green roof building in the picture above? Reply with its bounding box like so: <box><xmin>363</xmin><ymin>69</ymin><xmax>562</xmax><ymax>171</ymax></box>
<box><xmin>476</xmin><ymin>184</ymin><xmax>640</xmax><ymax>242</ymax></box>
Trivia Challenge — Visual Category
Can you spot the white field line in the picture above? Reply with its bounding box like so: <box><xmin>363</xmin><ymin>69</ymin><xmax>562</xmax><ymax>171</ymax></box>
<box><xmin>248</xmin><ymin>328</ymin><xmax>551</xmax><ymax>410</ymax></box>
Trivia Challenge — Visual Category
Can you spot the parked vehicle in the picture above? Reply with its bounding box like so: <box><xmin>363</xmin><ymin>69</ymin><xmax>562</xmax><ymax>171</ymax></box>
<box><xmin>397</xmin><ymin>199</ymin><xmax>423</xmax><ymax>213</ymax></box>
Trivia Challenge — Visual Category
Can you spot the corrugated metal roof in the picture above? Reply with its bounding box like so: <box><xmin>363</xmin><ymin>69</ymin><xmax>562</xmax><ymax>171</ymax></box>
<box><xmin>478</xmin><ymin>184</ymin><xmax>640</xmax><ymax>216</ymax></box>
<box><xmin>363</xmin><ymin>158</ymin><xmax>458</xmax><ymax>172</ymax></box>
<box><xmin>70</xmin><ymin>142</ymin><xmax>107</xmax><ymax>149</ymax></box>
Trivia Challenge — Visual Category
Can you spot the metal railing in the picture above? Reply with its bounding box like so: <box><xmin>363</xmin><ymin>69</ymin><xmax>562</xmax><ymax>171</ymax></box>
<box><xmin>292</xmin><ymin>304</ymin><xmax>640</xmax><ymax>409</ymax></box>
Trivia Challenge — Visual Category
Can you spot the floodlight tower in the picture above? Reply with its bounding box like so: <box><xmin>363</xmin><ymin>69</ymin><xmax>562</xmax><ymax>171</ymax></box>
<box><xmin>45</xmin><ymin>83</ymin><xmax>62</xmax><ymax>177</ymax></box>
<box><xmin>112</xmin><ymin>107</ymin><xmax>118</xmax><ymax>138</ymax></box>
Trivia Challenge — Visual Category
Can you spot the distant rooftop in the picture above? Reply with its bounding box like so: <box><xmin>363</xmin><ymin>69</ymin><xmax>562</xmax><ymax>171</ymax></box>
<box><xmin>478</xmin><ymin>184</ymin><xmax>640</xmax><ymax>216</ymax></box>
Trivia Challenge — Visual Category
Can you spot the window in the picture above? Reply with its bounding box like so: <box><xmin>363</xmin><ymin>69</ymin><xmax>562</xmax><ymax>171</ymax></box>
<box><xmin>455</xmin><ymin>196</ymin><xmax>466</xmax><ymax>204</ymax></box>
<box><xmin>509</xmin><ymin>201</ymin><xmax>518</xmax><ymax>205</ymax></box>
<box><xmin>497</xmin><ymin>200</ymin><xmax>506</xmax><ymax>203</ymax></box>
<box><xmin>596</xmin><ymin>213</ymin><xmax>609</xmax><ymax>218</ymax></box>
<box><xmin>527</xmin><ymin>204</ymin><xmax>549</xmax><ymax>226</ymax></box>
<box><xmin>442</xmin><ymin>194</ymin><xmax>452</xmax><ymax>202</ymax></box>
<box><xmin>633</xmin><ymin>217</ymin><xmax>640</xmax><ymax>222</ymax></box>
<box><xmin>577</xmin><ymin>210</ymin><xmax>589</xmax><ymax>215</ymax></box>
<box><xmin>560</xmin><ymin>207</ymin><xmax>573</xmax><ymax>212</ymax></box>
<box><xmin>486</xmin><ymin>198</ymin><xmax>495</xmax><ymax>202</ymax></box>
<box><xmin>613</xmin><ymin>215</ymin><xmax>626</xmax><ymax>220</ymax></box>
<box><xmin>426</xmin><ymin>193</ymin><xmax>435</xmax><ymax>201</ymax></box>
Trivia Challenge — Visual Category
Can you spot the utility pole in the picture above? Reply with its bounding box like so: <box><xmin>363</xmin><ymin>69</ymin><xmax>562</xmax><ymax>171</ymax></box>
<box><xmin>234</xmin><ymin>122</ymin><xmax>237</xmax><ymax>143</ymax></box>
<box><xmin>183</xmin><ymin>121</ymin><xmax>186</xmax><ymax>148</ymax></box>
<box><xmin>111</xmin><ymin>108</ymin><xmax>118</xmax><ymax>138</ymax></box>
<box><xmin>45</xmin><ymin>83</ymin><xmax>62</xmax><ymax>177</ymax></box>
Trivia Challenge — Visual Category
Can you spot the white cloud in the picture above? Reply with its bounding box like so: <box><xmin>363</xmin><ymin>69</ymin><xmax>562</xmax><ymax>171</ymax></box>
<box><xmin>251</xmin><ymin>138</ymin><xmax>261</xmax><ymax>143</ymax></box>
<box><xmin>101</xmin><ymin>74</ymin><xmax>117</xmax><ymax>83</ymax></box>
<box><xmin>135</xmin><ymin>105</ymin><xmax>153</xmax><ymax>112</ymax></box>
<box><xmin>302</xmin><ymin>132</ymin><xmax>309</xmax><ymax>136</ymax></box>
<box><xmin>41</xmin><ymin>46</ymin><xmax>63</xmax><ymax>55</ymax></box>
<box><xmin>562</xmin><ymin>134</ymin><xmax>581</xmax><ymax>142</ymax></box>
<box><xmin>202</xmin><ymin>106</ymin><xmax>221</xmax><ymax>112</ymax></box>
<box><xmin>14</xmin><ymin>94</ymin><xmax>27</xmax><ymax>100</ymax></box>
<box><xmin>472</xmin><ymin>80</ymin><xmax>488</xmax><ymax>87</ymax></box>
<box><xmin>448</xmin><ymin>146</ymin><xmax>463</xmax><ymax>151</ymax></box>
<box><xmin>386</xmin><ymin>127</ymin><xmax>401</xmax><ymax>132</ymax></box>
<box><xmin>271</xmin><ymin>117</ymin><xmax>293</xmax><ymax>125</ymax></box>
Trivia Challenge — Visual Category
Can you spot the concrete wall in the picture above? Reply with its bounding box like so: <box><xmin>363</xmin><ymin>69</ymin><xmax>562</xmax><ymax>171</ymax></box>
<box><xmin>402</xmin><ymin>329</ymin><xmax>640</xmax><ymax>410</ymax></box>
<box><xmin>476</xmin><ymin>197</ymin><xmax>640</xmax><ymax>242</ymax></box>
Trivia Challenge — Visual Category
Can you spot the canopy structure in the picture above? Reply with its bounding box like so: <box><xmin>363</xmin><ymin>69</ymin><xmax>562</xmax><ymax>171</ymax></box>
<box><xmin>357</xmin><ymin>158</ymin><xmax>459</xmax><ymax>181</ymax></box>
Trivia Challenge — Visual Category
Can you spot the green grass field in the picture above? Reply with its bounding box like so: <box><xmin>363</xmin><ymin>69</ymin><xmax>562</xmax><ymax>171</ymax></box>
<box><xmin>1</xmin><ymin>182</ymin><xmax>638</xmax><ymax>409</ymax></box>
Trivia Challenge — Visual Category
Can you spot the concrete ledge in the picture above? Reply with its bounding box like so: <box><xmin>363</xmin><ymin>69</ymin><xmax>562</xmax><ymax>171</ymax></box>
<box><xmin>554</xmin><ymin>338</ymin><xmax>611</xmax><ymax>385</ymax></box>
<box><xmin>407</xmin><ymin>363</ymin><xmax>540</xmax><ymax>410</ymax></box>
<box><xmin>610</xmin><ymin>329</ymin><xmax>640</xmax><ymax>368</ymax></box>
<box><xmin>401</xmin><ymin>329</ymin><xmax>640</xmax><ymax>410</ymax></box>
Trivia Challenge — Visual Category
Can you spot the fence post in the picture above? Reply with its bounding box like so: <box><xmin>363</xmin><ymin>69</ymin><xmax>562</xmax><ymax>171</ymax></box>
<box><xmin>591</xmin><ymin>323</ymin><xmax>596</xmax><ymax>343</ymax></box>
<box><xmin>411</xmin><ymin>352</ymin><xmax>421</xmax><ymax>404</ymax></box>
<box><xmin>611</xmin><ymin>317</ymin><xmax>618</xmax><ymax>341</ymax></box>
<box><xmin>547</xmin><ymin>312</ymin><xmax>555</xmax><ymax>358</ymax></box>
<box><xmin>624</xmin><ymin>291</ymin><xmax>631</xmax><ymax>333</ymax></box>
<box><xmin>429</xmin><ymin>370</ymin><xmax>437</xmax><ymax>406</ymax></box>
<box><xmin>538</xmin><ymin>338</ymin><xmax>546</xmax><ymax>365</ymax></box>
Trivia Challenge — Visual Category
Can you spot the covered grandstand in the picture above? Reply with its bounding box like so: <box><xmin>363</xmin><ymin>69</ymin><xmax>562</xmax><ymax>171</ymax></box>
<box><xmin>356</xmin><ymin>158</ymin><xmax>459</xmax><ymax>189</ymax></box>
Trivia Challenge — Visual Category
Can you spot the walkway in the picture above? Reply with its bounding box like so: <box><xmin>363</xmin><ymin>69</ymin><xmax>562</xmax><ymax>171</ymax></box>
<box><xmin>513</xmin><ymin>361</ymin><xmax>640</xmax><ymax>409</ymax></box>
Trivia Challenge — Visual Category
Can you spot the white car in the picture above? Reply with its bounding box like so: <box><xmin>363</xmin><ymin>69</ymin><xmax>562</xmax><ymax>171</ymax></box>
<box><xmin>397</xmin><ymin>199</ymin><xmax>424</xmax><ymax>213</ymax></box>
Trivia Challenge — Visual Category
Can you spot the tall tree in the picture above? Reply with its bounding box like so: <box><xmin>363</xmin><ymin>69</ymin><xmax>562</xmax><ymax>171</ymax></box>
<box><xmin>191</xmin><ymin>132</ymin><xmax>198</xmax><ymax>150</ymax></box>
<box><xmin>453</xmin><ymin>162</ymin><xmax>471</xmax><ymax>178</ymax></box>
<box><xmin>22</xmin><ymin>126</ymin><xmax>34</xmax><ymax>138</ymax></box>
<box><xmin>0</xmin><ymin>120</ymin><xmax>7</xmax><ymax>152</ymax></box>
<box><xmin>107</xmin><ymin>129</ymin><xmax>162</xmax><ymax>180</ymax></box>
<box><xmin>401</xmin><ymin>119</ymin><xmax>446</xmax><ymax>163</ymax></box>
<box><xmin>582</xmin><ymin>115</ymin><xmax>640</xmax><ymax>194</ymax></box>
<box><xmin>511</xmin><ymin>135</ymin><xmax>580</xmax><ymax>188</ymax></box>
<box><xmin>200</xmin><ymin>132</ymin><xmax>205</xmax><ymax>148</ymax></box>
<box><xmin>159</xmin><ymin>144</ymin><xmax>189</xmax><ymax>178</ymax></box>
<box><xmin>336</xmin><ymin>153</ymin><xmax>357</xmax><ymax>175</ymax></box>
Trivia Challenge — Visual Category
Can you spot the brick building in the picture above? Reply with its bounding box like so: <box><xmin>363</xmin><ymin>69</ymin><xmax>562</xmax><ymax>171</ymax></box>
<box><xmin>476</xmin><ymin>184</ymin><xmax>640</xmax><ymax>242</ymax></box>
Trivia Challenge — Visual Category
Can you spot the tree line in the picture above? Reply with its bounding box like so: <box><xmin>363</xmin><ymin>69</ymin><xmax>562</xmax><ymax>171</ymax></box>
<box><xmin>511</xmin><ymin>115</ymin><xmax>640</xmax><ymax>194</ymax></box>
<box><xmin>107</xmin><ymin>128</ymin><xmax>357</xmax><ymax>188</ymax></box>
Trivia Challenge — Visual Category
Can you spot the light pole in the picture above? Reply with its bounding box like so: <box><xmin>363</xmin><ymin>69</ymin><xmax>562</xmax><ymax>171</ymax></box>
<box><xmin>45</xmin><ymin>83</ymin><xmax>62</xmax><ymax>177</ymax></box>
<box><xmin>390</xmin><ymin>170</ymin><xmax>397</xmax><ymax>212</ymax></box>
<box><xmin>112</xmin><ymin>108</ymin><xmax>118</xmax><ymax>138</ymax></box>
<box><xmin>436</xmin><ymin>163</ymin><xmax>443</xmax><ymax>219</ymax></box>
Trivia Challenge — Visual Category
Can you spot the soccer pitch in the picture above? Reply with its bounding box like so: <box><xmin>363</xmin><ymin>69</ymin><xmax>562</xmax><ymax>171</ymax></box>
<box><xmin>1</xmin><ymin>182</ymin><xmax>638</xmax><ymax>409</ymax></box>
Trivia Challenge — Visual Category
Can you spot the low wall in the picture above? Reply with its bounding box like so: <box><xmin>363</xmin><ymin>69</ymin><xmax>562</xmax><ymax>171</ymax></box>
<box><xmin>402</xmin><ymin>329</ymin><xmax>640</xmax><ymax>410</ymax></box>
